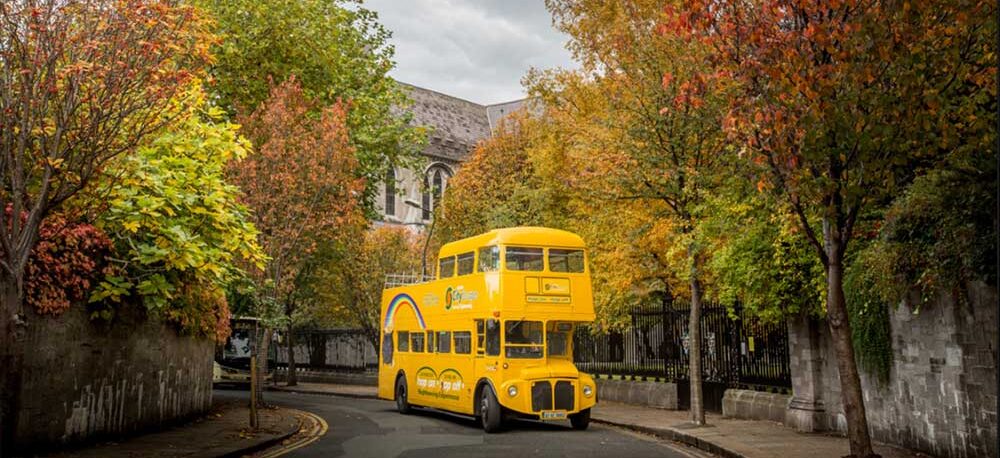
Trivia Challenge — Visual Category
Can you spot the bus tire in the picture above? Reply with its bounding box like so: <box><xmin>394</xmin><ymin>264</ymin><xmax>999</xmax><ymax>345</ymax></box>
<box><xmin>395</xmin><ymin>376</ymin><xmax>411</xmax><ymax>414</ymax></box>
<box><xmin>479</xmin><ymin>385</ymin><xmax>503</xmax><ymax>433</ymax></box>
<box><xmin>569</xmin><ymin>409</ymin><xmax>590</xmax><ymax>430</ymax></box>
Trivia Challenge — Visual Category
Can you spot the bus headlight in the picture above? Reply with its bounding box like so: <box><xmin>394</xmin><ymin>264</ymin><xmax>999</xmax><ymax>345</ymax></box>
<box><xmin>508</xmin><ymin>386</ymin><xmax>518</xmax><ymax>397</ymax></box>
<box><xmin>583</xmin><ymin>385</ymin><xmax>593</xmax><ymax>397</ymax></box>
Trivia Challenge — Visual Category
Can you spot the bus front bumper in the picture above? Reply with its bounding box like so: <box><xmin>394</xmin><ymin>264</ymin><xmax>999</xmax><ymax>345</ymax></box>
<box><xmin>498</xmin><ymin>376</ymin><xmax>597</xmax><ymax>418</ymax></box>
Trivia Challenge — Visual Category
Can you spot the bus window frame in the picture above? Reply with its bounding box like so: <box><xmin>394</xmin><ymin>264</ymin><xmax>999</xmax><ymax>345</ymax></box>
<box><xmin>456</xmin><ymin>252</ymin><xmax>475</xmax><ymax>276</ymax></box>
<box><xmin>437</xmin><ymin>331</ymin><xmax>451</xmax><ymax>353</ymax></box>
<box><xmin>454</xmin><ymin>331</ymin><xmax>472</xmax><ymax>354</ymax></box>
<box><xmin>439</xmin><ymin>256</ymin><xmax>456</xmax><ymax>278</ymax></box>
<box><xmin>397</xmin><ymin>331</ymin><xmax>409</xmax><ymax>352</ymax></box>
<box><xmin>411</xmin><ymin>332</ymin><xmax>425</xmax><ymax>353</ymax></box>
<box><xmin>504</xmin><ymin>246</ymin><xmax>544</xmax><ymax>272</ymax></box>
<box><xmin>548</xmin><ymin>248</ymin><xmax>586</xmax><ymax>274</ymax></box>
<box><xmin>477</xmin><ymin>246</ymin><xmax>499</xmax><ymax>273</ymax></box>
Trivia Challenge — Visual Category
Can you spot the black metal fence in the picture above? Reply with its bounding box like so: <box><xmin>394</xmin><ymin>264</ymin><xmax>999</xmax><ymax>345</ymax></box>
<box><xmin>573</xmin><ymin>300</ymin><xmax>791</xmax><ymax>408</ymax></box>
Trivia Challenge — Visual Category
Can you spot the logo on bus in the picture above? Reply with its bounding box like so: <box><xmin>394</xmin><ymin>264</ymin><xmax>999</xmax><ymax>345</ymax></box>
<box><xmin>444</xmin><ymin>286</ymin><xmax>476</xmax><ymax>310</ymax></box>
<box><xmin>416</xmin><ymin>366</ymin><xmax>463</xmax><ymax>401</ymax></box>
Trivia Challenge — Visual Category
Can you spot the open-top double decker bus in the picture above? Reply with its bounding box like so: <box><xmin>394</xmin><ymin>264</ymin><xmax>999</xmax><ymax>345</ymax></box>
<box><xmin>377</xmin><ymin>227</ymin><xmax>597</xmax><ymax>432</ymax></box>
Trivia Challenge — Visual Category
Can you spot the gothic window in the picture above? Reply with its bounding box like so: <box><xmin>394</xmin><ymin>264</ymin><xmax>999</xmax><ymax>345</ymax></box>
<box><xmin>384</xmin><ymin>168</ymin><xmax>396</xmax><ymax>217</ymax></box>
<box><xmin>421</xmin><ymin>165</ymin><xmax>451</xmax><ymax>221</ymax></box>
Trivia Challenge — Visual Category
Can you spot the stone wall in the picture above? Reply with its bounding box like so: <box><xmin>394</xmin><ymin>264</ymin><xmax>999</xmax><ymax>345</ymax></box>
<box><xmin>274</xmin><ymin>330</ymin><xmax>377</xmax><ymax>371</ymax></box>
<box><xmin>787</xmin><ymin>281</ymin><xmax>997</xmax><ymax>458</ymax></box>
<box><xmin>722</xmin><ymin>389</ymin><xmax>790</xmax><ymax>424</ymax></box>
<box><xmin>15</xmin><ymin>305</ymin><xmax>214</xmax><ymax>451</ymax></box>
<box><xmin>595</xmin><ymin>378</ymin><xmax>678</xmax><ymax>409</ymax></box>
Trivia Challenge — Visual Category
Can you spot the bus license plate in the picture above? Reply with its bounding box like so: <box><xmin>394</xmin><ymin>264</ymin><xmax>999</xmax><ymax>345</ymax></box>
<box><xmin>541</xmin><ymin>411</ymin><xmax>566</xmax><ymax>420</ymax></box>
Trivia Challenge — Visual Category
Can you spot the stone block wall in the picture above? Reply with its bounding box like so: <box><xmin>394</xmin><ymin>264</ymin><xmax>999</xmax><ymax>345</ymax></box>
<box><xmin>274</xmin><ymin>330</ymin><xmax>377</xmax><ymax>371</ymax></box>
<box><xmin>15</xmin><ymin>305</ymin><xmax>214</xmax><ymax>451</ymax></box>
<box><xmin>788</xmin><ymin>281</ymin><xmax>997</xmax><ymax>458</ymax></box>
<box><xmin>595</xmin><ymin>378</ymin><xmax>678</xmax><ymax>409</ymax></box>
<box><xmin>722</xmin><ymin>389</ymin><xmax>790</xmax><ymax>424</ymax></box>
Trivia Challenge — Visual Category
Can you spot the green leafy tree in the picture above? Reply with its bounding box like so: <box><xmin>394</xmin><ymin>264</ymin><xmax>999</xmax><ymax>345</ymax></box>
<box><xmin>93</xmin><ymin>85</ymin><xmax>265</xmax><ymax>341</ymax></box>
<box><xmin>0</xmin><ymin>1</ymin><xmax>213</xmax><ymax>449</ymax></box>
<box><xmin>196</xmin><ymin>0</ymin><xmax>424</xmax><ymax>213</ymax></box>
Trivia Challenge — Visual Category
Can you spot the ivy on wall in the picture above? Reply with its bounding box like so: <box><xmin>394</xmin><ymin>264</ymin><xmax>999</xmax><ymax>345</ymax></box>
<box><xmin>845</xmin><ymin>252</ymin><xmax>893</xmax><ymax>385</ymax></box>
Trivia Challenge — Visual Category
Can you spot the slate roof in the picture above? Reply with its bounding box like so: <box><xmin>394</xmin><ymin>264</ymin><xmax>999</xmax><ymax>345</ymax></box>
<box><xmin>398</xmin><ymin>83</ymin><xmax>492</xmax><ymax>163</ymax></box>
<box><xmin>398</xmin><ymin>82</ymin><xmax>534</xmax><ymax>164</ymax></box>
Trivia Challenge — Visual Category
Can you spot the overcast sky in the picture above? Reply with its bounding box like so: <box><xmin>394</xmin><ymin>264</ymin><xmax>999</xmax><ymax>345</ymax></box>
<box><xmin>363</xmin><ymin>0</ymin><xmax>580</xmax><ymax>105</ymax></box>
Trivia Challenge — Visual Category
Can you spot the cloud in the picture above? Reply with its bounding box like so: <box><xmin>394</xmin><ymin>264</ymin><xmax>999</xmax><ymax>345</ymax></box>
<box><xmin>363</xmin><ymin>0</ymin><xmax>579</xmax><ymax>104</ymax></box>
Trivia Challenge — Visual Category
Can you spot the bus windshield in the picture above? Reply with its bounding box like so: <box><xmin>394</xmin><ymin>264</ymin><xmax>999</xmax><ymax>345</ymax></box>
<box><xmin>505</xmin><ymin>320</ymin><xmax>543</xmax><ymax>358</ymax></box>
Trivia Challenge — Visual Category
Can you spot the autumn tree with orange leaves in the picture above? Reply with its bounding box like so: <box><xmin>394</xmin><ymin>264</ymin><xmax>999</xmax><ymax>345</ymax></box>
<box><xmin>227</xmin><ymin>78</ymin><xmax>366</xmax><ymax>391</ymax></box>
<box><xmin>0</xmin><ymin>0</ymin><xmax>213</xmax><ymax>451</ymax></box>
<box><xmin>667</xmin><ymin>0</ymin><xmax>996</xmax><ymax>455</ymax></box>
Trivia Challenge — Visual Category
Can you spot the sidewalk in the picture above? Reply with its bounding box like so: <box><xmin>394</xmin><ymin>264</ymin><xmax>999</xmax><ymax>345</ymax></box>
<box><xmin>36</xmin><ymin>396</ymin><xmax>304</xmax><ymax>458</ymax></box>
<box><xmin>272</xmin><ymin>382</ymin><xmax>934</xmax><ymax>458</ymax></box>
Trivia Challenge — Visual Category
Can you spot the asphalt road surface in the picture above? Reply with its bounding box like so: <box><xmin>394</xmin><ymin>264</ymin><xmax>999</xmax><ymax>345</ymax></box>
<box><xmin>215</xmin><ymin>389</ymin><xmax>714</xmax><ymax>458</ymax></box>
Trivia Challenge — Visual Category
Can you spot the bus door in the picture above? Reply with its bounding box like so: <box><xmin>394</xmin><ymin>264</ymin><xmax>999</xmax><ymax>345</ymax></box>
<box><xmin>473</xmin><ymin>318</ymin><xmax>502</xmax><ymax>404</ymax></box>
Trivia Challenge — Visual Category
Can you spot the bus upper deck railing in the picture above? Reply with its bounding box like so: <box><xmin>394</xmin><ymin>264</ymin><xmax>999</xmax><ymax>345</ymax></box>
<box><xmin>384</xmin><ymin>273</ymin><xmax>436</xmax><ymax>289</ymax></box>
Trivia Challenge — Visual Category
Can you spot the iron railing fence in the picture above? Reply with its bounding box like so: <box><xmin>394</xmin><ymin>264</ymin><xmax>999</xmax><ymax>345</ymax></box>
<box><xmin>573</xmin><ymin>301</ymin><xmax>791</xmax><ymax>392</ymax></box>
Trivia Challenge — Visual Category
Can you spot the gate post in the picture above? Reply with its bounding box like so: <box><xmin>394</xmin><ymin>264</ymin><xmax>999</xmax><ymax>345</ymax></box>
<box><xmin>784</xmin><ymin>312</ymin><xmax>827</xmax><ymax>432</ymax></box>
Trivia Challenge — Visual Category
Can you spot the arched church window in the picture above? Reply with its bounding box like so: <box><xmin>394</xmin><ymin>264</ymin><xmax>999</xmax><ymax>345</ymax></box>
<box><xmin>384</xmin><ymin>168</ymin><xmax>396</xmax><ymax>217</ymax></box>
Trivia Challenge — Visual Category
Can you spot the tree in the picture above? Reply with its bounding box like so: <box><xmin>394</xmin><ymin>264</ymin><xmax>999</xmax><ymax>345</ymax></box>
<box><xmin>673</xmin><ymin>0</ymin><xmax>995</xmax><ymax>454</ymax></box>
<box><xmin>91</xmin><ymin>84</ymin><xmax>265</xmax><ymax>341</ymax></box>
<box><xmin>196</xmin><ymin>0</ymin><xmax>424</xmax><ymax>214</ymax></box>
<box><xmin>318</xmin><ymin>225</ymin><xmax>422</xmax><ymax>351</ymax></box>
<box><xmin>0</xmin><ymin>0</ymin><xmax>211</xmax><ymax>451</ymax></box>
<box><xmin>227</xmin><ymin>77</ymin><xmax>366</xmax><ymax>394</ymax></box>
<box><xmin>435</xmin><ymin>113</ymin><xmax>569</xmax><ymax>244</ymax></box>
<box><xmin>541</xmin><ymin>0</ymin><xmax>734</xmax><ymax>425</ymax></box>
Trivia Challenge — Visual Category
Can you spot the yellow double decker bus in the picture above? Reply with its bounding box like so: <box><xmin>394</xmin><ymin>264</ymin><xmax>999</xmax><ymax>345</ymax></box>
<box><xmin>377</xmin><ymin>227</ymin><xmax>597</xmax><ymax>432</ymax></box>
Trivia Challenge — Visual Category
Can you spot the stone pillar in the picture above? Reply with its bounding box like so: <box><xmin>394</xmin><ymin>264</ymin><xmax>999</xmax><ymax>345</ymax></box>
<box><xmin>784</xmin><ymin>312</ymin><xmax>828</xmax><ymax>432</ymax></box>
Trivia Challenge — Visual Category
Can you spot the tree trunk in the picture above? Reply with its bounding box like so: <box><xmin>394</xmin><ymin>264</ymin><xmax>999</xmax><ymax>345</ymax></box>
<box><xmin>688</xmin><ymin>246</ymin><xmax>705</xmax><ymax>426</ymax></box>
<box><xmin>254</xmin><ymin>327</ymin><xmax>273</xmax><ymax>407</ymax></box>
<box><xmin>286</xmin><ymin>325</ymin><xmax>298</xmax><ymax>387</ymax></box>
<box><xmin>825</xmin><ymin>232</ymin><xmax>876</xmax><ymax>457</ymax></box>
<box><xmin>0</xmin><ymin>279</ymin><xmax>24</xmax><ymax>455</ymax></box>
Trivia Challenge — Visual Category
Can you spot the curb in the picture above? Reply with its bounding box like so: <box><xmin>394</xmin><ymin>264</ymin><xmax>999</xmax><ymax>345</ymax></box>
<box><xmin>590</xmin><ymin>417</ymin><xmax>746</xmax><ymax>458</ymax></box>
<box><xmin>269</xmin><ymin>386</ymin><xmax>379</xmax><ymax>400</ymax></box>
<box><xmin>215</xmin><ymin>420</ymin><xmax>300</xmax><ymax>458</ymax></box>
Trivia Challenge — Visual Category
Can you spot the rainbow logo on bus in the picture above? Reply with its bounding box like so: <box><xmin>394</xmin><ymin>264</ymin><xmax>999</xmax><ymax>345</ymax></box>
<box><xmin>383</xmin><ymin>293</ymin><xmax>426</xmax><ymax>332</ymax></box>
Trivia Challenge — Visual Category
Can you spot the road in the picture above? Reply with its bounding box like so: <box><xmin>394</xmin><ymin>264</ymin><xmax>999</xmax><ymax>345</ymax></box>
<box><xmin>215</xmin><ymin>390</ymin><xmax>713</xmax><ymax>458</ymax></box>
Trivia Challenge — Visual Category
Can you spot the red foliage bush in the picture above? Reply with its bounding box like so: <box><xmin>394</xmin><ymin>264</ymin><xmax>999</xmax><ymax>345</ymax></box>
<box><xmin>24</xmin><ymin>214</ymin><xmax>112</xmax><ymax>315</ymax></box>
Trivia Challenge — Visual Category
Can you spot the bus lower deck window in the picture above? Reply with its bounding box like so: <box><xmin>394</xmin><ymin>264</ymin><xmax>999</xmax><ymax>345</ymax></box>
<box><xmin>437</xmin><ymin>331</ymin><xmax>451</xmax><ymax>353</ymax></box>
<box><xmin>504</xmin><ymin>320</ymin><xmax>542</xmax><ymax>358</ymax></box>
<box><xmin>411</xmin><ymin>332</ymin><xmax>425</xmax><ymax>352</ymax></box>
<box><xmin>439</xmin><ymin>256</ymin><xmax>455</xmax><ymax>278</ymax></box>
<box><xmin>397</xmin><ymin>331</ymin><xmax>409</xmax><ymax>352</ymax></box>
<box><xmin>454</xmin><ymin>331</ymin><xmax>472</xmax><ymax>354</ymax></box>
<box><xmin>382</xmin><ymin>333</ymin><xmax>393</xmax><ymax>364</ymax></box>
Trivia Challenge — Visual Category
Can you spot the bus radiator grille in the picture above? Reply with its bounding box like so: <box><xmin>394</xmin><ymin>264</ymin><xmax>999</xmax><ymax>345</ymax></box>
<box><xmin>554</xmin><ymin>381</ymin><xmax>575</xmax><ymax>411</ymax></box>
<box><xmin>531</xmin><ymin>381</ymin><xmax>553</xmax><ymax>412</ymax></box>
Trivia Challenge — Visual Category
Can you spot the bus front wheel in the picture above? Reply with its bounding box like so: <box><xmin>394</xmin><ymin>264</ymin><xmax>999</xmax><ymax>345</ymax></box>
<box><xmin>569</xmin><ymin>409</ymin><xmax>590</xmax><ymax>430</ymax></box>
<box><xmin>395</xmin><ymin>377</ymin><xmax>411</xmax><ymax>414</ymax></box>
<box><xmin>479</xmin><ymin>385</ymin><xmax>503</xmax><ymax>433</ymax></box>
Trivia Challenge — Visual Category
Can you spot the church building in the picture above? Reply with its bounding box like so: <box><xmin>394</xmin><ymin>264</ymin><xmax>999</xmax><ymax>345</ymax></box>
<box><xmin>376</xmin><ymin>83</ymin><xmax>528</xmax><ymax>230</ymax></box>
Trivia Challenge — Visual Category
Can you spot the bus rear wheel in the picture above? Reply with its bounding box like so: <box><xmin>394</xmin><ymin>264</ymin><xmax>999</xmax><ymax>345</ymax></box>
<box><xmin>569</xmin><ymin>409</ymin><xmax>590</xmax><ymax>430</ymax></box>
<box><xmin>395</xmin><ymin>377</ymin><xmax>411</xmax><ymax>414</ymax></box>
<box><xmin>480</xmin><ymin>386</ymin><xmax>503</xmax><ymax>433</ymax></box>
